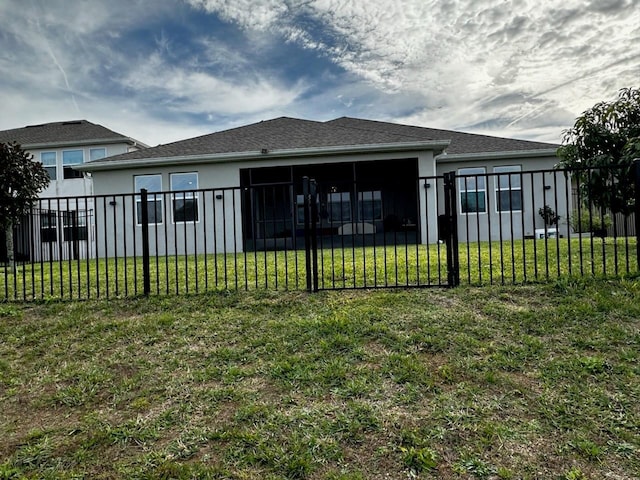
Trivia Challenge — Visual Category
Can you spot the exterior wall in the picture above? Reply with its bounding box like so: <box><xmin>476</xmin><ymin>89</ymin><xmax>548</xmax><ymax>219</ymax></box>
<box><xmin>417</xmin><ymin>151</ymin><xmax>439</xmax><ymax>244</ymax></box>
<box><xmin>28</xmin><ymin>142</ymin><xmax>134</xmax><ymax>198</ymax></box>
<box><xmin>436</xmin><ymin>155</ymin><xmax>568</xmax><ymax>242</ymax></box>
<box><xmin>22</xmin><ymin>142</ymin><xmax>138</xmax><ymax>262</ymax></box>
<box><xmin>90</xmin><ymin>150</ymin><xmax>440</xmax><ymax>256</ymax></box>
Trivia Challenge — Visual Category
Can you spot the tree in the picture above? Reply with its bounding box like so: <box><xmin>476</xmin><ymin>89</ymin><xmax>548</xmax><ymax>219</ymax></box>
<box><xmin>557</xmin><ymin>87</ymin><xmax>640</xmax><ymax>215</ymax></box>
<box><xmin>0</xmin><ymin>142</ymin><xmax>50</xmax><ymax>268</ymax></box>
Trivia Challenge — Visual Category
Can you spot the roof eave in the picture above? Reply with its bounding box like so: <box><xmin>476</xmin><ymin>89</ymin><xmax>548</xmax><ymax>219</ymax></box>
<box><xmin>20</xmin><ymin>137</ymin><xmax>149</xmax><ymax>150</ymax></box>
<box><xmin>436</xmin><ymin>148</ymin><xmax>559</xmax><ymax>162</ymax></box>
<box><xmin>77</xmin><ymin>140</ymin><xmax>451</xmax><ymax>172</ymax></box>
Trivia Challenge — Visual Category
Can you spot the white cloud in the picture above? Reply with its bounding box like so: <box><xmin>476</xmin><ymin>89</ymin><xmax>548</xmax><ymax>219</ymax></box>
<box><xmin>186</xmin><ymin>0</ymin><xmax>640</xmax><ymax>141</ymax></box>
<box><xmin>1</xmin><ymin>0</ymin><xmax>638</xmax><ymax>147</ymax></box>
<box><xmin>121</xmin><ymin>52</ymin><xmax>307</xmax><ymax>115</ymax></box>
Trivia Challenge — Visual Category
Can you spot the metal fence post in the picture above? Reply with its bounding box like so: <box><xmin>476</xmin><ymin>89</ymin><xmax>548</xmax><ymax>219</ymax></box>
<box><xmin>634</xmin><ymin>159</ymin><xmax>640</xmax><ymax>272</ymax></box>
<box><xmin>302</xmin><ymin>177</ymin><xmax>312</xmax><ymax>292</ymax></box>
<box><xmin>140</xmin><ymin>188</ymin><xmax>151</xmax><ymax>296</ymax></box>
<box><xmin>310</xmin><ymin>179</ymin><xmax>319</xmax><ymax>292</ymax></box>
<box><xmin>444</xmin><ymin>171</ymin><xmax>460</xmax><ymax>287</ymax></box>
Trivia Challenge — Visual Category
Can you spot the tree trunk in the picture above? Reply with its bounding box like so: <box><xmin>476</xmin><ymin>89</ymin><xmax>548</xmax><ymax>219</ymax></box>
<box><xmin>5</xmin><ymin>221</ymin><xmax>14</xmax><ymax>270</ymax></box>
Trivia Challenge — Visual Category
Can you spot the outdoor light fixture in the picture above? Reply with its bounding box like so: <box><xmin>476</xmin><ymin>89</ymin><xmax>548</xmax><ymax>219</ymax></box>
<box><xmin>544</xmin><ymin>185</ymin><xmax>552</xmax><ymax>190</ymax></box>
<box><xmin>424</xmin><ymin>183</ymin><xmax>431</xmax><ymax>189</ymax></box>
<box><xmin>215</xmin><ymin>194</ymin><xmax>223</xmax><ymax>200</ymax></box>
<box><xmin>109</xmin><ymin>200</ymin><xmax>117</xmax><ymax>206</ymax></box>
<box><xmin>261</xmin><ymin>148</ymin><xmax>268</xmax><ymax>154</ymax></box>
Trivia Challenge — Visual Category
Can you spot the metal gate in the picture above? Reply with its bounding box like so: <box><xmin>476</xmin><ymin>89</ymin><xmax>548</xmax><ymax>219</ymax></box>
<box><xmin>300</xmin><ymin>175</ymin><xmax>459</xmax><ymax>291</ymax></box>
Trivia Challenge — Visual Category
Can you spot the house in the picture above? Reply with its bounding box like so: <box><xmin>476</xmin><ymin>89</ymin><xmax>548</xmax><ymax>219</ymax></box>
<box><xmin>77</xmin><ymin>117</ymin><xmax>562</xmax><ymax>257</ymax></box>
<box><xmin>0</xmin><ymin>120</ymin><xmax>147</xmax><ymax>261</ymax></box>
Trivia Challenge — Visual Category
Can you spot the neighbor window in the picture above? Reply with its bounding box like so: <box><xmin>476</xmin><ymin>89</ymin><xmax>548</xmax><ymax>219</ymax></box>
<box><xmin>135</xmin><ymin>174</ymin><xmax>163</xmax><ymax>225</ymax></box>
<box><xmin>459</xmin><ymin>167</ymin><xmax>486</xmax><ymax>214</ymax></box>
<box><xmin>494</xmin><ymin>165</ymin><xmax>522</xmax><ymax>212</ymax></box>
<box><xmin>171</xmin><ymin>172</ymin><xmax>199</xmax><ymax>223</ymax></box>
<box><xmin>62</xmin><ymin>211</ymin><xmax>89</xmax><ymax>241</ymax></box>
<box><xmin>327</xmin><ymin>192</ymin><xmax>351</xmax><ymax>223</ymax></box>
<box><xmin>62</xmin><ymin>150</ymin><xmax>84</xmax><ymax>179</ymax></box>
<box><xmin>40</xmin><ymin>152</ymin><xmax>57</xmax><ymax>180</ymax></box>
<box><xmin>40</xmin><ymin>210</ymin><xmax>57</xmax><ymax>243</ymax></box>
<box><xmin>358</xmin><ymin>191</ymin><xmax>382</xmax><ymax>222</ymax></box>
<box><xmin>89</xmin><ymin>148</ymin><xmax>106</xmax><ymax>161</ymax></box>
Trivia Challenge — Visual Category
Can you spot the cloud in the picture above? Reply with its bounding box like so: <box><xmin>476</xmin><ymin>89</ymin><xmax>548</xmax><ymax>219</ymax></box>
<box><xmin>0</xmin><ymin>0</ymin><xmax>638</xmax><ymax>148</ymax></box>
<box><xmin>186</xmin><ymin>0</ymin><xmax>640</xmax><ymax>142</ymax></box>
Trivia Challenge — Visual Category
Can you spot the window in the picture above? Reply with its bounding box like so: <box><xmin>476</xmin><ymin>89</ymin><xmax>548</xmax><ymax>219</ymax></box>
<box><xmin>62</xmin><ymin>211</ymin><xmax>89</xmax><ymax>241</ymax></box>
<box><xmin>40</xmin><ymin>152</ymin><xmax>57</xmax><ymax>180</ymax></box>
<box><xmin>358</xmin><ymin>191</ymin><xmax>382</xmax><ymax>222</ymax></box>
<box><xmin>459</xmin><ymin>168</ymin><xmax>486</xmax><ymax>214</ymax></box>
<box><xmin>62</xmin><ymin>150</ymin><xmax>84</xmax><ymax>179</ymax></box>
<box><xmin>494</xmin><ymin>165</ymin><xmax>522</xmax><ymax>212</ymax></box>
<box><xmin>40</xmin><ymin>210</ymin><xmax>57</xmax><ymax>243</ymax></box>
<box><xmin>62</xmin><ymin>150</ymin><xmax>83</xmax><ymax>165</ymax></box>
<box><xmin>327</xmin><ymin>192</ymin><xmax>351</xmax><ymax>223</ymax></box>
<box><xmin>135</xmin><ymin>175</ymin><xmax>163</xmax><ymax>225</ymax></box>
<box><xmin>171</xmin><ymin>172</ymin><xmax>199</xmax><ymax>223</ymax></box>
<box><xmin>90</xmin><ymin>148</ymin><xmax>106</xmax><ymax>161</ymax></box>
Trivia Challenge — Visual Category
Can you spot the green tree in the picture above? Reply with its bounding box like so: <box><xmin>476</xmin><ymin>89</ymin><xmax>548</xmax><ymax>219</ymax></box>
<box><xmin>0</xmin><ymin>142</ymin><xmax>50</xmax><ymax>268</ymax></box>
<box><xmin>557</xmin><ymin>87</ymin><xmax>640</xmax><ymax>215</ymax></box>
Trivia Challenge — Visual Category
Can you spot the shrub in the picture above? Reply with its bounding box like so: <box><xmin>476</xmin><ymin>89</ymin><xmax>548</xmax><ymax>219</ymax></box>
<box><xmin>570</xmin><ymin>208</ymin><xmax>612</xmax><ymax>233</ymax></box>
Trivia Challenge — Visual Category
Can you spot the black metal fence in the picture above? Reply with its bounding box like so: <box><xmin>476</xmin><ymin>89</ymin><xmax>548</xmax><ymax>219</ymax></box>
<box><xmin>2</xmin><ymin>164</ymin><xmax>639</xmax><ymax>301</ymax></box>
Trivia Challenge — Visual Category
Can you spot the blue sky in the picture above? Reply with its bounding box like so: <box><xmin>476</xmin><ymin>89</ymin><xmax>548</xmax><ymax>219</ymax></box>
<box><xmin>0</xmin><ymin>0</ymin><xmax>638</xmax><ymax>146</ymax></box>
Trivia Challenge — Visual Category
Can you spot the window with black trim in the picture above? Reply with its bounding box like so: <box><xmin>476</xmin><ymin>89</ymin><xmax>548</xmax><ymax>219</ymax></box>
<box><xmin>40</xmin><ymin>210</ymin><xmax>57</xmax><ymax>243</ymax></box>
<box><xmin>494</xmin><ymin>165</ymin><xmax>522</xmax><ymax>212</ymax></box>
<box><xmin>358</xmin><ymin>191</ymin><xmax>382</xmax><ymax>222</ymax></box>
<box><xmin>459</xmin><ymin>167</ymin><xmax>486</xmax><ymax>214</ymax></box>
<box><xmin>171</xmin><ymin>172</ymin><xmax>199</xmax><ymax>223</ymax></box>
<box><xmin>62</xmin><ymin>211</ymin><xmax>89</xmax><ymax>241</ymax></box>
<box><xmin>327</xmin><ymin>192</ymin><xmax>351</xmax><ymax>223</ymax></box>
<box><xmin>134</xmin><ymin>175</ymin><xmax>163</xmax><ymax>225</ymax></box>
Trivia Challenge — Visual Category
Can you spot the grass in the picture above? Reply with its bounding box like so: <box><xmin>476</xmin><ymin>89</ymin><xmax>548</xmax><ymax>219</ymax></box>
<box><xmin>1</xmin><ymin>236</ymin><xmax>638</xmax><ymax>301</ymax></box>
<box><xmin>1</xmin><ymin>278</ymin><xmax>639</xmax><ymax>478</ymax></box>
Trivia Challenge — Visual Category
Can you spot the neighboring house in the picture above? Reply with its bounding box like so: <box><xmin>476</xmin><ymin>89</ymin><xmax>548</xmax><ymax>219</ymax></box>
<box><xmin>0</xmin><ymin>120</ymin><xmax>147</xmax><ymax>261</ymax></box>
<box><xmin>78</xmin><ymin>116</ymin><xmax>562</xmax><ymax>256</ymax></box>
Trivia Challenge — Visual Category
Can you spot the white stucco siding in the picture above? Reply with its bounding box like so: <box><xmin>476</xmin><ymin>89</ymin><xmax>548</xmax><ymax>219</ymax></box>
<box><xmin>417</xmin><ymin>151</ymin><xmax>439</xmax><ymax>244</ymax></box>
<box><xmin>29</xmin><ymin>142</ymin><xmax>133</xmax><ymax>199</ymax></box>
<box><xmin>90</xmin><ymin>149</ymin><xmax>440</xmax><ymax>257</ymax></box>
<box><xmin>435</xmin><ymin>154</ymin><xmax>569</xmax><ymax>241</ymax></box>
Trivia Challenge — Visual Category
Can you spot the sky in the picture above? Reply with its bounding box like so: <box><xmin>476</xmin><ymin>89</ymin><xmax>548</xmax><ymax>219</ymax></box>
<box><xmin>0</xmin><ymin>0</ymin><xmax>638</xmax><ymax>147</ymax></box>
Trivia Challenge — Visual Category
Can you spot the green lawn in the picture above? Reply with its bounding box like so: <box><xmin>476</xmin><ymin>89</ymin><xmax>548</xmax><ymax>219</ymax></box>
<box><xmin>2</xmin><ymin>237</ymin><xmax>638</xmax><ymax>301</ymax></box>
<box><xmin>1</xmin><ymin>280</ymin><xmax>639</xmax><ymax>479</ymax></box>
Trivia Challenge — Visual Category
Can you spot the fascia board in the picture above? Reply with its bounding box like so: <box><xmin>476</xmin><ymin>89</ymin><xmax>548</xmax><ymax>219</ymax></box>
<box><xmin>77</xmin><ymin>140</ymin><xmax>451</xmax><ymax>172</ymax></box>
<box><xmin>436</xmin><ymin>148</ymin><xmax>559</xmax><ymax>162</ymax></box>
<box><xmin>21</xmin><ymin>137</ymin><xmax>148</xmax><ymax>150</ymax></box>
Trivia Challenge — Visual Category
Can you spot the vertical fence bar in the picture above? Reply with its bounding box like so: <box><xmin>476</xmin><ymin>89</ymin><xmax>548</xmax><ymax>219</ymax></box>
<box><xmin>303</xmin><ymin>177</ymin><xmax>312</xmax><ymax>292</ymax></box>
<box><xmin>444</xmin><ymin>171</ymin><xmax>460</xmax><ymax>287</ymax></box>
<box><xmin>634</xmin><ymin>159</ymin><xmax>640</xmax><ymax>272</ymax></box>
<box><xmin>140</xmin><ymin>188</ymin><xmax>151</xmax><ymax>296</ymax></box>
<box><xmin>310</xmin><ymin>180</ymin><xmax>319</xmax><ymax>292</ymax></box>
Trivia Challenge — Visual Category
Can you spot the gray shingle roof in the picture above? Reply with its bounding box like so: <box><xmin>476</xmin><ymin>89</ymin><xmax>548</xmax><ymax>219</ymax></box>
<box><xmin>327</xmin><ymin>117</ymin><xmax>558</xmax><ymax>155</ymax></box>
<box><xmin>86</xmin><ymin>116</ymin><xmax>558</xmax><ymax>165</ymax></box>
<box><xmin>95</xmin><ymin>117</ymin><xmax>445</xmax><ymax>163</ymax></box>
<box><xmin>0</xmin><ymin>120</ymin><xmax>143</xmax><ymax>147</ymax></box>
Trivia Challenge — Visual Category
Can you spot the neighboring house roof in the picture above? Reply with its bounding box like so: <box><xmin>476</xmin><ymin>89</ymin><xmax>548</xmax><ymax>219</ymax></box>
<box><xmin>0</xmin><ymin>120</ymin><xmax>148</xmax><ymax>149</ymax></box>
<box><xmin>79</xmin><ymin>116</ymin><xmax>559</xmax><ymax>171</ymax></box>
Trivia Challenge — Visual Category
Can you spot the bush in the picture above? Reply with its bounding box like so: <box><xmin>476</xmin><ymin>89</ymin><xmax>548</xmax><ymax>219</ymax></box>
<box><xmin>539</xmin><ymin>205</ymin><xmax>560</xmax><ymax>226</ymax></box>
<box><xmin>570</xmin><ymin>208</ymin><xmax>612</xmax><ymax>233</ymax></box>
